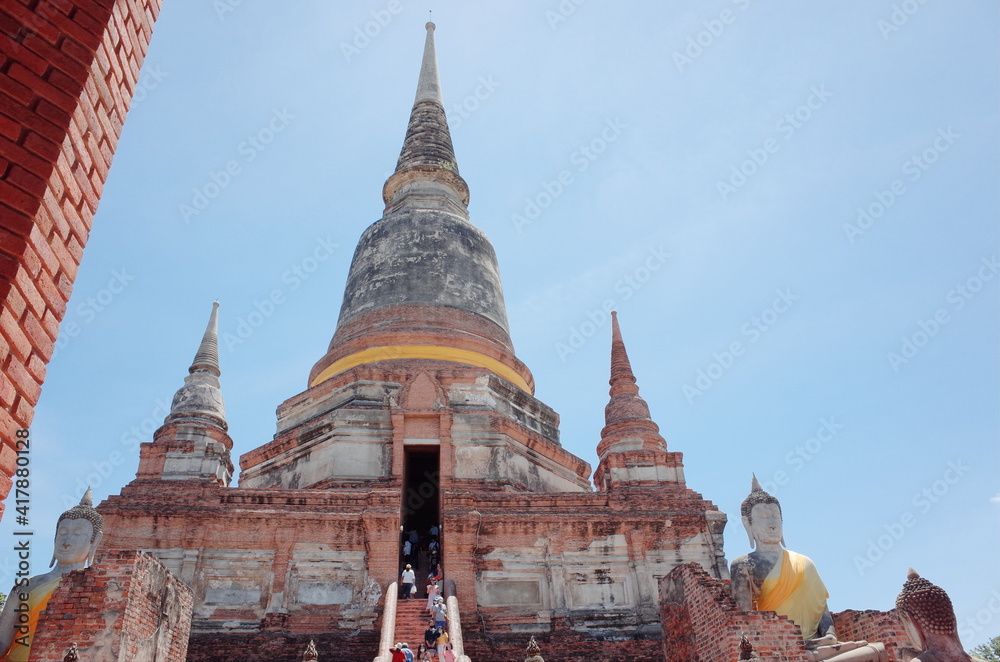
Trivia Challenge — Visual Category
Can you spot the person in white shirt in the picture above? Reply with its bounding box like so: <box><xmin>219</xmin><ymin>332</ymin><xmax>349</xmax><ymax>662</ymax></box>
<box><xmin>401</xmin><ymin>564</ymin><xmax>416</xmax><ymax>599</ymax></box>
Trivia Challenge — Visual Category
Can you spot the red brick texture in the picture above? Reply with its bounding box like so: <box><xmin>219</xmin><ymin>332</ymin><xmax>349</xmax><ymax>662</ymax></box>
<box><xmin>661</xmin><ymin>563</ymin><xmax>810</xmax><ymax>662</ymax></box>
<box><xmin>30</xmin><ymin>550</ymin><xmax>193</xmax><ymax>661</ymax></box>
<box><xmin>0</xmin><ymin>0</ymin><xmax>162</xmax><ymax>519</ymax></box>
<box><xmin>462</xmin><ymin>633</ymin><xmax>663</xmax><ymax>662</ymax></box>
<box><xmin>660</xmin><ymin>564</ymin><xmax>908</xmax><ymax>662</ymax></box>
<box><xmin>832</xmin><ymin>609</ymin><xmax>910</xmax><ymax>661</ymax></box>
<box><xmin>184</xmin><ymin>631</ymin><xmax>381</xmax><ymax>662</ymax></box>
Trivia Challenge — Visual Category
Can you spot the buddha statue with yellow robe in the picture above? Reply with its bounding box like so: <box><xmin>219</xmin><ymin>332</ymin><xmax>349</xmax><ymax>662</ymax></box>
<box><xmin>0</xmin><ymin>489</ymin><xmax>104</xmax><ymax>661</ymax></box>
<box><xmin>730</xmin><ymin>476</ymin><xmax>887</xmax><ymax>662</ymax></box>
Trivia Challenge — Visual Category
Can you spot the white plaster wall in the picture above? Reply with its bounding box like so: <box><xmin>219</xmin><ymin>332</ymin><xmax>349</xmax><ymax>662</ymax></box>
<box><xmin>192</xmin><ymin>549</ymin><xmax>275</xmax><ymax>628</ymax></box>
<box><xmin>240</xmin><ymin>411</ymin><xmax>392</xmax><ymax>488</ymax></box>
<box><xmin>288</xmin><ymin>544</ymin><xmax>367</xmax><ymax>608</ymax></box>
<box><xmin>451</xmin><ymin>415</ymin><xmax>588</xmax><ymax>492</ymax></box>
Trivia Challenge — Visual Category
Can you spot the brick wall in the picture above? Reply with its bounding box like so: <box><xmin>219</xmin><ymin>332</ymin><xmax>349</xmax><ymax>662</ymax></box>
<box><xmin>832</xmin><ymin>609</ymin><xmax>909</xmax><ymax>661</ymax></box>
<box><xmin>30</xmin><ymin>549</ymin><xmax>193</xmax><ymax>661</ymax></box>
<box><xmin>0</xmin><ymin>0</ymin><xmax>162</xmax><ymax>519</ymax></box>
<box><xmin>185</xmin><ymin>631</ymin><xmax>381</xmax><ymax>662</ymax></box>
<box><xmin>463</xmin><ymin>632</ymin><xmax>663</xmax><ymax>662</ymax></box>
<box><xmin>660</xmin><ymin>563</ymin><xmax>810</xmax><ymax>662</ymax></box>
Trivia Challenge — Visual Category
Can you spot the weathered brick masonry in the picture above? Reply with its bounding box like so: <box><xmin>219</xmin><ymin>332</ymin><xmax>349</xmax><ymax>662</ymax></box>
<box><xmin>831</xmin><ymin>609</ymin><xmax>909</xmax><ymax>662</ymax></box>
<box><xmin>661</xmin><ymin>563</ymin><xmax>810</xmax><ymax>662</ymax></box>
<box><xmin>462</xmin><ymin>633</ymin><xmax>663</xmax><ymax>662</ymax></box>
<box><xmin>0</xmin><ymin>0</ymin><xmax>161</xmax><ymax>519</ymax></box>
<box><xmin>30</xmin><ymin>549</ymin><xmax>193</xmax><ymax>661</ymax></box>
<box><xmin>660</xmin><ymin>564</ymin><xmax>910</xmax><ymax>662</ymax></box>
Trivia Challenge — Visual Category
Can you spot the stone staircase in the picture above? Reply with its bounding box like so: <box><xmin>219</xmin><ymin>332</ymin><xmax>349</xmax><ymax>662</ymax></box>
<box><xmin>394</xmin><ymin>598</ymin><xmax>432</xmax><ymax>650</ymax></box>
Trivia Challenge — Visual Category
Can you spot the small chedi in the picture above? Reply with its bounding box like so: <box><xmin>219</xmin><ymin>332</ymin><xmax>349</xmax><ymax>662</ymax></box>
<box><xmin>0</xmin><ymin>489</ymin><xmax>103</xmax><ymax>661</ymax></box>
<box><xmin>895</xmin><ymin>568</ymin><xmax>986</xmax><ymax>662</ymax></box>
<box><xmin>739</xmin><ymin>632</ymin><xmax>762</xmax><ymax>661</ymax></box>
<box><xmin>524</xmin><ymin>636</ymin><xmax>544</xmax><ymax>662</ymax></box>
<box><xmin>730</xmin><ymin>476</ymin><xmax>887</xmax><ymax>662</ymax></box>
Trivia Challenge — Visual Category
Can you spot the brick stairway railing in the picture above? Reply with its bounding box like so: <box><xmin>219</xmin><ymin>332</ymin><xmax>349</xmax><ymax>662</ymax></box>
<box><xmin>374</xmin><ymin>581</ymin><xmax>399</xmax><ymax>662</ymax></box>
<box><xmin>374</xmin><ymin>574</ymin><xmax>472</xmax><ymax>662</ymax></box>
<box><xmin>444</xmin><ymin>579</ymin><xmax>471</xmax><ymax>662</ymax></box>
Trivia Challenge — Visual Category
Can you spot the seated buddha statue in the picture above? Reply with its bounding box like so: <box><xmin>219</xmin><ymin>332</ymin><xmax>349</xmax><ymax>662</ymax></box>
<box><xmin>896</xmin><ymin>568</ymin><xmax>986</xmax><ymax>662</ymax></box>
<box><xmin>0</xmin><ymin>489</ymin><xmax>104</xmax><ymax>661</ymax></box>
<box><xmin>730</xmin><ymin>476</ymin><xmax>886</xmax><ymax>662</ymax></box>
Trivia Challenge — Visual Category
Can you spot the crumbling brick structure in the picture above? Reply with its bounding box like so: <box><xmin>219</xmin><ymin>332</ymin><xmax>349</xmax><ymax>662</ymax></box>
<box><xmin>30</xmin><ymin>549</ymin><xmax>192</xmax><ymax>661</ymax></box>
<box><xmin>0</xmin><ymin>0</ymin><xmax>161</xmax><ymax>519</ymax></box>
<box><xmin>660</xmin><ymin>563</ymin><xmax>910</xmax><ymax>662</ymax></box>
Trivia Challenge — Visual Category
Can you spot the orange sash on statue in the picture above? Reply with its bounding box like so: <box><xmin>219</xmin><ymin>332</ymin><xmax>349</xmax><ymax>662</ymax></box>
<box><xmin>1</xmin><ymin>577</ymin><xmax>61</xmax><ymax>662</ymax></box>
<box><xmin>758</xmin><ymin>550</ymin><xmax>829</xmax><ymax>640</ymax></box>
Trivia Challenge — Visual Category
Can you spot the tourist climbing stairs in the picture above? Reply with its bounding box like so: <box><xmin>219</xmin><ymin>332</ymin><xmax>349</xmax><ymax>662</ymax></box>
<box><xmin>394</xmin><ymin>598</ymin><xmax>429</xmax><ymax>649</ymax></box>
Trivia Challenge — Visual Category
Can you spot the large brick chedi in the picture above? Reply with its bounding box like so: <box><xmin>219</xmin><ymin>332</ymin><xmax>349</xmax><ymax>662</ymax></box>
<box><xmin>0</xmin><ymin>0</ymin><xmax>162</xmax><ymax>519</ymax></box>
<box><xmin>97</xmin><ymin>23</ymin><xmax>727</xmax><ymax>662</ymax></box>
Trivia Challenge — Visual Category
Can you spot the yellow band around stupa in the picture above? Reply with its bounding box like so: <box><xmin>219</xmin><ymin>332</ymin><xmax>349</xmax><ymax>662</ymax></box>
<box><xmin>309</xmin><ymin>345</ymin><xmax>531</xmax><ymax>393</ymax></box>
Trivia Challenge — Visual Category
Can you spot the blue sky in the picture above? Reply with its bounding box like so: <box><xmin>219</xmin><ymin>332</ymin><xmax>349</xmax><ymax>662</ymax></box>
<box><xmin>5</xmin><ymin>0</ymin><xmax>998</xmax><ymax>648</ymax></box>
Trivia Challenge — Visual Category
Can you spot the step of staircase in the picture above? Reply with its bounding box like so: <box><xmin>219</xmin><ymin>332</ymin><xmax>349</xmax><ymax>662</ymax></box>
<box><xmin>395</xmin><ymin>598</ymin><xmax>435</xmax><ymax>651</ymax></box>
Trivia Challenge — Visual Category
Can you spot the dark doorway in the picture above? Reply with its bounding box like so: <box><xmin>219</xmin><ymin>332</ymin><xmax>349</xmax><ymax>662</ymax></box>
<box><xmin>402</xmin><ymin>446</ymin><xmax>440</xmax><ymax>542</ymax></box>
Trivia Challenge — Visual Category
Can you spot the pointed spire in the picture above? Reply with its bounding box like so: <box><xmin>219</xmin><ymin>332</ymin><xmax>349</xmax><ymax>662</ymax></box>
<box><xmin>609</xmin><ymin>311</ymin><xmax>642</xmax><ymax>403</ymax></box>
<box><xmin>594</xmin><ymin>313</ymin><xmax>674</xmax><ymax>489</ymax></box>
<box><xmin>413</xmin><ymin>21</ymin><xmax>443</xmax><ymax>106</ymax></box>
<box><xmin>310</xmin><ymin>22</ymin><xmax>535</xmax><ymax>397</ymax></box>
<box><xmin>596</xmin><ymin>312</ymin><xmax>666</xmax><ymax>460</ymax></box>
<box><xmin>383</xmin><ymin>22</ymin><xmax>469</xmax><ymax>211</ymax></box>
<box><xmin>604</xmin><ymin>312</ymin><xmax>653</xmax><ymax>425</ymax></box>
<box><xmin>165</xmin><ymin>302</ymin><xmax>227</xmax><ymax>429</ymax></box>
<box><xmin>190</xmin><ymin>300</ymin><xmax>221</xmax><ymax>377</ymax></box>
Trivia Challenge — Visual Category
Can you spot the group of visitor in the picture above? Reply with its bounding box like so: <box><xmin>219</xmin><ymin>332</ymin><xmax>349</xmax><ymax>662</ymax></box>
<box><xmin>399</xmin><ymin>523</ymin><xmax>444</xmax><ymax>600</ymax></box>
<box><xmin>401</xmin><ymin>524</ymin><xmax>442</xmax><ymax>570</ymax></box>
<box><xmin>389</xmin><ymin>639</ymin><xmax>454</xmax><ymax>662</ymax></box>
<box><xmin>423</xmin><ymin>620</ymin><xmax>452</xmax><ymax>661</ymax></box>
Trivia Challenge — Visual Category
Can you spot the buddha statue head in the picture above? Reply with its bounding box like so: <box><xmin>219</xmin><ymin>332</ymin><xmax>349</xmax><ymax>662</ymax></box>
<box><xmin>895</xmin><ymin>568</ymin><xmax>958</xmax><ymax>649</ymax></box>
<box><xmin>740</xmin><ymin>474</ymin><xmax>784</xmax><ymax>549</ymax></box>
<box><xmin>50</xmin><ymin>488</ymin><xmax>104</xmax><ymax>568</ymax></box>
